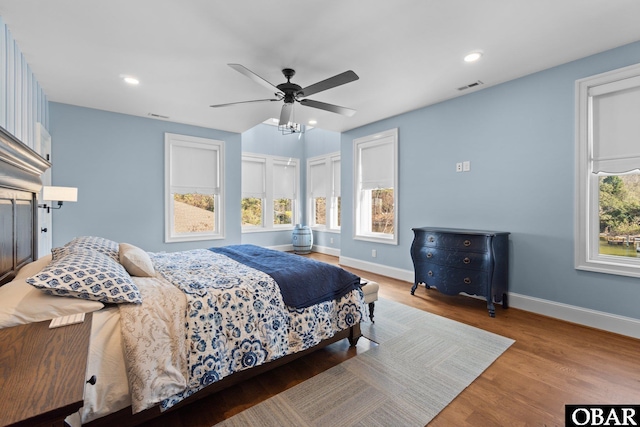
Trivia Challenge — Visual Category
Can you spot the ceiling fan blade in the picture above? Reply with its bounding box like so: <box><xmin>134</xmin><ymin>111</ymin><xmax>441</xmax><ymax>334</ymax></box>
<box><xmin>279</xmin><ymin>103</ymin><xmax>293</xmax><ymax>125</ymax></box>
<box><xmin>299</xmin><ymin>99</ymin><xmax>356</xmax><ymax>116</ymax></box>
<box><xmin>228</xmin><ymin>63</ymin><xmax>282</xmax><ymax>94</ymax></box>
<box><xmin>210</xmin><ymin>98</ymin><xmax>280</xmax><ymax>108</ymax></box>
<box><xmin>298</xmin><ymin>70</ymin><xmax>359</xmax><ymax>98</ymax></box>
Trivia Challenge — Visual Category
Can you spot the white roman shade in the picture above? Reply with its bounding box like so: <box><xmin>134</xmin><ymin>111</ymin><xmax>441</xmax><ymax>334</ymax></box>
<box><xmin>170</xmin><ymin>142</ymin><xmax>219</xmax><ymax>194</ymax></box>
<box><xmin>242</xmin><ymin>158</ymin><xmax>266</xmax><ymax>198</ymax></box>
<box><xmin>360</xmin><ymin>137</ymin><xmax>394</xmax><ymax>190</ymax></box>
<box><xmin>332</xmin><ymin>158</ymin><xmax>341</xmax><ymax>197</ymax></box>
<box><xmin>273</xmin><ymin>161</ymin><xmax>296</xmax><ymax>199</ymax></box>
<box><xmin>590</xmin><ymin>76</ymin><xmax>640</xmax><ymax>175</ymax></box>
<box><xmin>309</xmin><ymin>161</ymin><xmax>327</xmax><ymax>198</ymax></box>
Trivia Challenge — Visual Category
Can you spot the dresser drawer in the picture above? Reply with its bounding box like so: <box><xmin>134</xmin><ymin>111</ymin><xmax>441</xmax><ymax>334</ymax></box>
<box><xmin>415</xmin><ymin>263</ymin><xmax>489</xmax><ymax>296</ymax></box>
<box><xmin>419</xmin><ymin>232</ymin><xmax>490</xmax><ymax>252</ymax></box>
<box><xmin>413</xmin><ymin>246</ymin><xmax>490</xmax><ymax>270</ymax></box>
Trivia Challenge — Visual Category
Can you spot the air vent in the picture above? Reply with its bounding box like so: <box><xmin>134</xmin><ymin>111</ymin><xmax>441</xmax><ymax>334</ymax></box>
<box><xmin>457</xmin><ymin>80</ymin><xmax>484</xmax><ymax>91</ymax></box>
<box><xmin>148</xmin><ymin>113</ymin><xmax>170</xmax><ymax>119</ymax></box>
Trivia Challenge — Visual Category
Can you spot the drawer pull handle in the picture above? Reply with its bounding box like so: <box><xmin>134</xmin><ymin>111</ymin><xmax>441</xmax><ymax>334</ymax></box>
<box><xmin>428</xmin><ymin>236</ymin><xmax>435</xmax><ymax>242</ymax></box>
<box><xmin>428</xmin><ymin>270</ymin><xmax>433</xmax><ymax>277</ymax></box>
<box><xmin>463</xmin><ymin>257</ymin><xmax>470</xmax><ymax>264</ymax></box>
<box><xmin>463</xmin><ymin>240</ymin><xmax>471</xmax><ymax>247</ymax></box>
<box><xmin>464</xmin><ymin>277</ymin><xmax>472</xmax><ymax>285</ymax></box>
<box><xmin>426</xmin><ymin>252</ymin><xmax>433</xmax><ymax>258</ymax></box>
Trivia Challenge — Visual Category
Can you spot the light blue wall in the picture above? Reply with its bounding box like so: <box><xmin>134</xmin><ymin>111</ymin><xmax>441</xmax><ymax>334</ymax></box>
<box><xmin>0</xmin><ymin>16</ymin><xmax>49</xmax><ymax>146</ymax></box>
<box><xmin>49</xmin><ymin>103</ymin><xmax>241</xmax><ymax>252</ymax></box>
<box><xmin>341</xmin><ymin>41</ymin><xmax>640</xmax><ymax>320</ymax></box>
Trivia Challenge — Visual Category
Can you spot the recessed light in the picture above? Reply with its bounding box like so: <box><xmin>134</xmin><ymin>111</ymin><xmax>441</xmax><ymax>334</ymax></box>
<box><xmin>308</xmin><ymin>120</ymin><xmax>317</xmax><ymax>125</ymax></box>
<box><xmin>122</xmin><ymin>76</ymin><xmax>139</xmax><ymax>85</ymax></box>
<box><xmin>464</xmin><ymin>51</ymin><xmax>483</xmax><ymax>63</ymax></box>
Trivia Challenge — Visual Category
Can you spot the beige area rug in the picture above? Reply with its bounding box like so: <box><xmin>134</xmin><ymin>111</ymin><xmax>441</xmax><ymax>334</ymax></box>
<box><xmin>215</xmin><ymin>298</ymin><xmax>514</xmax><ymax>427</ymax></box>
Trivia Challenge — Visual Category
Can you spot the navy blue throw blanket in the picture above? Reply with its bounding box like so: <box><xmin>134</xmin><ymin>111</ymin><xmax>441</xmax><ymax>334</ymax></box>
<box><xmin>209</xmin><ymin>245</ymin><xmax>360</xmax><ymax>309</ymax></box>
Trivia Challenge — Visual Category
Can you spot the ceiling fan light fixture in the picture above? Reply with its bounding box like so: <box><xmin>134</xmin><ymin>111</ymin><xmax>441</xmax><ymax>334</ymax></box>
<box><xmin>464</xmin><ymin>51</ymin><xmax>483</xmax><ymax>63</ymax></box>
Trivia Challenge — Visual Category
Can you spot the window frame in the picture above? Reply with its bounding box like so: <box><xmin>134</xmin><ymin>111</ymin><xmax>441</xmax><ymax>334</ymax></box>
<box><xmin>164</xmin><ymin>133</ymin><xmax>225</xmax><ymax>243</ymax></box>
<box><xmin>353</xmin><ymin>128</ymin><xmax>398</xmax><ymax>245</ymax></box>
<box><xmin>307</xmin><ymin>152</ymin><xmax>341</xmax><ymax>231</ymax></box>
<box><xmin>575</xmin><ymin>63</ymin><xmax>640</xmax><ymax>278</ymax></box>
<box><xmin>241</xmin><ymin>152</ymin><xmax>299</xmax><ymax>233</ymax></box>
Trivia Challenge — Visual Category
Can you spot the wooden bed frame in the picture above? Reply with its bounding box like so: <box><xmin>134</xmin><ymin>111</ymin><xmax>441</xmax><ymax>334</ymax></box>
<box><xmin>0</xmin><ymin>125</ymin><xmax>50</xmax><ymax>286</ymax></box>
<box><xmin>0</xmin><ymin>125</ymin><xmax>362</xmax><ymax>426</ymax></box>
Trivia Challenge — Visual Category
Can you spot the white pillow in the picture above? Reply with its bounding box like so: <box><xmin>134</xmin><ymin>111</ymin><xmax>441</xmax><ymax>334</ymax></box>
<box><xmin>119</xmin><ymin>243</ymin><xmax>155</xmax><ymax>277</ymax></box>
<box><xmin>0</xmin><ymin>256</ymin><xmax>104</xmax><ymax>329</ymax></box>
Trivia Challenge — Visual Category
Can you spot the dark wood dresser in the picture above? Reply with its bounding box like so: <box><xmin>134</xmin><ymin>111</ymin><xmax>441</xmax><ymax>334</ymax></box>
<box><xmin>410</xmin><ymin>227</ymin><xmax>510</xmax><ymax>317</ymax></box>
<box><xmin>0</xmin><ymin>313</ymin><xmax>93</xmax><ymax>426</ymax></box>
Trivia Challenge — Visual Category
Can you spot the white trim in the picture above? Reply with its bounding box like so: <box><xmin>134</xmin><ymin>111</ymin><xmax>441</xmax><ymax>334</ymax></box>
<box><xmin>338</xmin><ymin>257</ymin><xmax>640</xmax><ymax>339</ymax></box>
<box><xmin>265</xmin><ymin>244</ymin><xmax>294</xmax><ymax>252</ymax></box>
<box><xmin>312</xmin><ymin>244</ymin><xmax>340</xmax><ymax>257</ymax></box>
<box><xmin>508</xmin><ymin>292</ymin><xmax>640</xmax><ymax>340</ymax></box>
<box><xmin>339</xmin><ymin>256</ymin><xmax>414</xmax><ymax>282</ymax></box>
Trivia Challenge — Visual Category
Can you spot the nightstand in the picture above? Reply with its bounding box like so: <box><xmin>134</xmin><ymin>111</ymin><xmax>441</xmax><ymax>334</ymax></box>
<box><xmin>0</xmin><ymin>313</ymin><xmax>93</xmax><ymax>426</ymax></box>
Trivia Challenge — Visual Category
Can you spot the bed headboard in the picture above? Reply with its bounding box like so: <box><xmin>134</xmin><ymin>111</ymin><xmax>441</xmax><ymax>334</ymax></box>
<box><xmin>0</xmin><ymin>125</ymin><xmax>51</xmax><ymax>285</ymax></box>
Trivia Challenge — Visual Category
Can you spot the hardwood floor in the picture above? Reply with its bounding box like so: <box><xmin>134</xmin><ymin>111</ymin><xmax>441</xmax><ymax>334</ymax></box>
<box><xmin>140</xmin><ymin>253</ymin><xmax>640</xmax><ymax>427</ymax></box>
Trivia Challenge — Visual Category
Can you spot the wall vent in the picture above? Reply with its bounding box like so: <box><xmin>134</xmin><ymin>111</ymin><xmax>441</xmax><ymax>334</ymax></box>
<box><xmin>148</xmin><ymin>113</ymin><xmax>170</xmax><ymax>119</ymax></box>
<box><xmin>457</xmin><ymin>80</ymin><xmax>484</xmax><ymax>91</ymax></box>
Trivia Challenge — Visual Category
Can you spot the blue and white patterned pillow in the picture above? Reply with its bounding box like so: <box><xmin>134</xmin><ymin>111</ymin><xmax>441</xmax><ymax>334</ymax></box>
<box><xmin>27</xmin><ymin>250</ymin><xmax>142</xmax><ymax>304</ymax></box>
<box><xmin>61</xmin><ymin>236</ymin><xmax>120</xmax><ymax>262</ymax></box>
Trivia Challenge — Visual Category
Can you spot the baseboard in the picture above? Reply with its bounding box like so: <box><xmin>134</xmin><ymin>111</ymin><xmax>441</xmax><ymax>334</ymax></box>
<box><xmin>267</xmin><ymin>244</ymin><xmax>294</xmax><ymax>252</ymax></box>
<box><xmin>338</xmin><ymin>255</ymin><xmax>640</xmax><ymax>340</ymax></box>
<box><xmin>339</xmin><ymin>256</ymin><xmax>415</xmax><ymax>283</ymax></box>
<box><xmin>508</xmin><ymin>292</ymin><xmax>640</xmax><ymax>340</ymax></box>
<box><xmin>311</xmin><ymin>245</ymin><xmax>340</xmax><ymax>257</ymax></box>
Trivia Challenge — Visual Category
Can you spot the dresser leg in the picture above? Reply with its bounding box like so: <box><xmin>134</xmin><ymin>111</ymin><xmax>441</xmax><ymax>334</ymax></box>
<box><xmin>487</xmin><ymin>301</ymin><xmax>496</xmax><ymax>317</ymax></box>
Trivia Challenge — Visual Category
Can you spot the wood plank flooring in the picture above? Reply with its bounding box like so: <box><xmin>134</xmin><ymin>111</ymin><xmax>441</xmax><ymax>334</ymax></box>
<box><xmin>140</xmin><ymin>253</ymin><xmax>640</xmax><ymax>427</ymax></box>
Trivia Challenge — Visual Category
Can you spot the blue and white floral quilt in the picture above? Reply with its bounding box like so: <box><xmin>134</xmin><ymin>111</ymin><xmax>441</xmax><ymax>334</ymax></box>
<box><xmin>121</xmin><ymin>248</ymin><xmax>365</xmax><ymax>413</ymax></box>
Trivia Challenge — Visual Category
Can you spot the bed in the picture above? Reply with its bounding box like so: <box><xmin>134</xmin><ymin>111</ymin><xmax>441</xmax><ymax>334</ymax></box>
<box><xmin>0</xmin><ymin>126</ymin><xmax>365</xmax><ymax>426</ymax></box>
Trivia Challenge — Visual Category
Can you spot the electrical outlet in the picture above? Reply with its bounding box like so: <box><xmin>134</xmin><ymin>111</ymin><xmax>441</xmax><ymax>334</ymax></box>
<box><xmin>330</xmin><ymin>237</ymin><xmax>334</xmax><ymax>244</ymax></box>
<box><xmin>372</xmin><ymin>249</ymin><xmax>377</xmax><ymax>258</ymax></box>
<box><xmin>456</xmin><ymin>162</ymin><xmax>463</xmax><ymax>172</ymax></box>
<box><xmin>463</xmin><ymin>161</ymin><xmax>471</xmax><ymax>172</ymax></box>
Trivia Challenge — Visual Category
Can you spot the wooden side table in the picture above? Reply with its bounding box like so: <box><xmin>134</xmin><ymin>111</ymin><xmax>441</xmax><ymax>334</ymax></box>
<box><xmin>0</xmin><ymin>313</ymin><xmax>93</xmax><ymax>427</ymax></box>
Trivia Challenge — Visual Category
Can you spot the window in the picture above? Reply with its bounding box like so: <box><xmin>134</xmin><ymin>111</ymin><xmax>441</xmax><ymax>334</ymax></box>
<box><xmin>165</xmin><ymin>133</ymin><xmax>224</xmax><ymax>242</ymax></box>
<box><xmin>242</xmin><ymin>153</ymin><xmax>299</xmax><ymax>231</ymax></box>
<box><xmin>575</xmin><ymin>64</ymin><xmax>640</xmax><ymax>277</ymax></box>
<box><xmin>307</xmin><ymin>152</ymin><xmax>341</xmax><ymax>230</ymax></box>
<box><xmin>241</xmin><ymin>157</ymin><xmax>265</xmax><ymax>228</ymax></box>
<box><xmin>353</xmin><ymin>128</ymin><xmax>398</xmax><ymax>244</ymax></box>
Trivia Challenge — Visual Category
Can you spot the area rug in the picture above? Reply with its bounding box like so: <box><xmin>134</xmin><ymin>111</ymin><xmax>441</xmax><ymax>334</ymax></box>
<box><xmin>215</xmin><ymin>298</ymin><xmax>514</xmax><ymax>427</ymax></box>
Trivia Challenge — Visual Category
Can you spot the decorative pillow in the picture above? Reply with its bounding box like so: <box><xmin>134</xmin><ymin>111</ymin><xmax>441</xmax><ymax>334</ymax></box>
<box><xmin>27</xmin><ymin>250</ymin><xmax>142</xmax><ymax>304</ymax></box>
<box><xmin>62</xmin><ymin>236</ymin><xmax>120</xmax><ymax>261</ymax></box>
<box><xmin>119</xmin><ymin>243</ymin><xmax>155</xmax><ymax>277</ymax></box>
<box><xmin>0</xmin><ymin>256</ymin><xmax>104</xmax><ymax>328</ymax></box>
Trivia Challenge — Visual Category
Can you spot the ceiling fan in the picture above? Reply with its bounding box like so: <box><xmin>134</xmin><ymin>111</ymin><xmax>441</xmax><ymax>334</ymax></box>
<box><xmin>210</xmin><ymin>64</ymin><xmax>359</xmax><ymax>126</ymax></box>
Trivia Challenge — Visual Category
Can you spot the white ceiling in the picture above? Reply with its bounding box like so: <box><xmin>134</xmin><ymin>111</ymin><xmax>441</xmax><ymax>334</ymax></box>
<box><xmin>1</xmin><ymin>0</ymin><xmax>640</xmax><ymax>134</ymax></box>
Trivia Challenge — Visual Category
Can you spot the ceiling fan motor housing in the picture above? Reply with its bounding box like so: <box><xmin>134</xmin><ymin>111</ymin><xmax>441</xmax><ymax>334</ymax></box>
<box><xmin>278</xmin><ymin>68</ymin><xmax>302</xmax><ymax>103</ymax></box>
